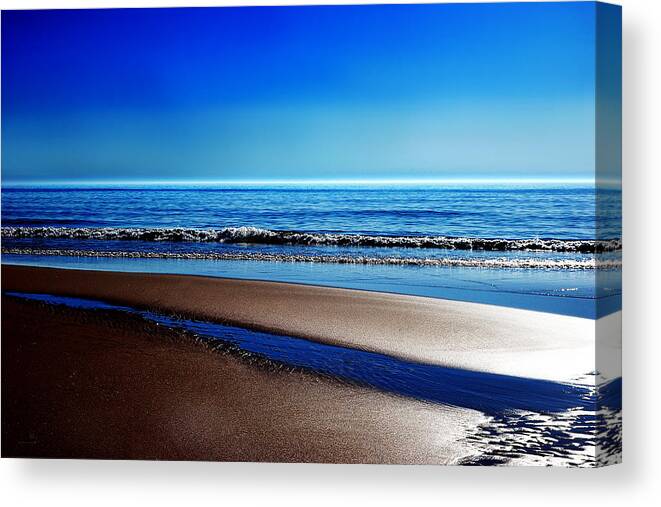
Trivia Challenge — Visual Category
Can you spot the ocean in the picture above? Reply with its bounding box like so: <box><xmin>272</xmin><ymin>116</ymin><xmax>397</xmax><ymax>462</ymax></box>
<box><xmin>1</xmin><ymin>183</ymin><xmax>622</xmax><ymax>318</ymax></box>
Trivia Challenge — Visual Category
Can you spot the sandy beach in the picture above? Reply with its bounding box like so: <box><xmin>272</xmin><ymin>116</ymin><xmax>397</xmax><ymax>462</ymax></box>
<box><xmin>1</xmin><ymin>265</ymin><xmax>619</xmax><ymax>464</ymax></box>
<box><xmin>2</xmin><ymin>265</ymin><xmax>597</xmax><ymax>383</ymax></box>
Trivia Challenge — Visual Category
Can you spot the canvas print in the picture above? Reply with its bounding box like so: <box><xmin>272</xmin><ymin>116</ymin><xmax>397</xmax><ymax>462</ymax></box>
<box><xmin>1</xmin><ymin>2</ymin><xmax>621</xmax><ymax>466</ymax></box>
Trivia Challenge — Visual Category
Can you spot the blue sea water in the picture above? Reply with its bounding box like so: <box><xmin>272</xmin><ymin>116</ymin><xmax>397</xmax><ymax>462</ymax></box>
<box><xmin>1</xmin><ymin>183</ymin><xmax>622</xmax><ymax>318</ymax></box>
<box><xmin>2</xmin><ymin>183</ymin><xmax>621</xmax><ymax>238</ymax></box>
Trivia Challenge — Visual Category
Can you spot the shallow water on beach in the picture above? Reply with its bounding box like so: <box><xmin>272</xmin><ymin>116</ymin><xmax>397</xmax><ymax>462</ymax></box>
<box><xmin>2</xmin><ymin>254</ymin><xmax>620</xmax><ymax>319</ymax></box>
<box><xmin>5</xmin><ymin>291</ymin><xmax>622</xmax><ymax>467</ymax></box>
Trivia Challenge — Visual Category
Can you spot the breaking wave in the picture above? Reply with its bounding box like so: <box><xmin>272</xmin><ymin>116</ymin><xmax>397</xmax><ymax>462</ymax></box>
<box><xmin>1</xmin><ymin>247</ymin><xmax>621</xmax><ymax>270</ymax></box>
<box><xmin>2</xmin><ymin>226</ymin><xmax>622</xmax><ymax>253</ymax></box>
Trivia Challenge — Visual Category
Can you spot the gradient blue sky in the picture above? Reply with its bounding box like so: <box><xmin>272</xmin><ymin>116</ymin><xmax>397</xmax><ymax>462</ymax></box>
<box><xmin>2</xmin><ymin>3</ymin><xmax>602</xmax><ymax>183</ymax></box>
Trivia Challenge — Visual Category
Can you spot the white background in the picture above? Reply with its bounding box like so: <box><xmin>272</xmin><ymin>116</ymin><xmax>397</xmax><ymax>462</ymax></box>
<box><xmin>0</xmin><ymin>0</ymin><xmax>659</xmax><ymax>505</ymax></box>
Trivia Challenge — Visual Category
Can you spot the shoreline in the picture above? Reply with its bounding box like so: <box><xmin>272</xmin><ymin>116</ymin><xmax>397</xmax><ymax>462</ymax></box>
<box><xmin>2</xmin><ymin>246</ymin><xmax>618</xmax><ymax>270</ymax></box>
<box><xmin>1</xmin><ymin>264</ymin><xmax>606</xmax><ymax>383</ymax></box>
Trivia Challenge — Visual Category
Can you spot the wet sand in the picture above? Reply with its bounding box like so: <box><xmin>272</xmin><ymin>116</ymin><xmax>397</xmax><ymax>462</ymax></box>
<box><xmin>2</xmin><ymin>265</ymin><xmax>595</xmax><ymax>382</ymax></box>
<box><xmin>1</xmin><ymin>297</ymin><xmax>485</xmax><ymax>463</ymax></box>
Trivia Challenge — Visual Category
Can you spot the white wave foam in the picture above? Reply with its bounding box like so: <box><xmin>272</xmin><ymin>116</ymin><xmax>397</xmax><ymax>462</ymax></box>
<box><xmin>1</xmin><ymin>247</ymin><xmax>622</xmax><ymax>270</ymax></box>
<box><xmin>2</xmin><ymin>226</ymin><xmax>622</xmax><ymax>253</ymax></box>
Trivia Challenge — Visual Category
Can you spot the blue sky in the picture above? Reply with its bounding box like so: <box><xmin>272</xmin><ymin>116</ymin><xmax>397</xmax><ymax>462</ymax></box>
<box><xmin>2</xmin><ymin>3</ymin><xmax>603</xmax><ymax>183</ymax></box>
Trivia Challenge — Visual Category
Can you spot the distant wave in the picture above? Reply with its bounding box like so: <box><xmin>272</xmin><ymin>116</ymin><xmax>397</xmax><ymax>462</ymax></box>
<box><xmin>1</xmin><ymin>247</ymin><xmax>621</xmax><ymax>270</ymax></box>
<box><xmin>1</xmin><ymin>218</ymin><xmax>97</xmax><ymax>226</ymax></box>
<box><xmin>2</xmin><ymin>226</ymin><xmax>622</xmax><ymax>253</ymax></box>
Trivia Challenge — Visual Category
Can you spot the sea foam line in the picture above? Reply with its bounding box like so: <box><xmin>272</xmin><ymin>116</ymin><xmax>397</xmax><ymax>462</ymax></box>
<box><xmin>1</xmin><ymin>226</ymin><xmax>622</xmax><ymax>253</ymax></box>
<box><xmin>1</xmin><ymin>247</ymin><xmax>621</xmax><ymax>270</ymax></box>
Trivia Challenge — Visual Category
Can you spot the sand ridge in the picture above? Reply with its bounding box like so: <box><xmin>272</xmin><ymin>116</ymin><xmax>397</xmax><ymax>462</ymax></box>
<box><xmin>1</xmin><ymin>265</ymin><xmax>597</xmax><ymax>382</ymax></box>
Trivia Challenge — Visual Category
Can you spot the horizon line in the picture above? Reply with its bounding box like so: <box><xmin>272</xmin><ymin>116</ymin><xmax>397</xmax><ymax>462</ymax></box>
<box><xmin>1</xmin><ymin>177</ymin><xmax>606</xmax><ymax>187</ymax></box>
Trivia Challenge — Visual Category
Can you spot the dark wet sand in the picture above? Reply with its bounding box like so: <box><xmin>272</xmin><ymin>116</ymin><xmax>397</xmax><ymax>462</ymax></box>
<box><xmin>1</xmin><ymin>297</ymin><xmax>483</xmax><ymax>463</ymax></box>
